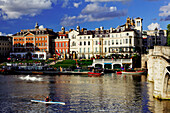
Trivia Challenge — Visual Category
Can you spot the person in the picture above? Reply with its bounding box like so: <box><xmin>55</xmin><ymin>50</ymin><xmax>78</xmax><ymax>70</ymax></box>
<box><xmin>45</xmin><ymin>96</ymin><xmax>50</xmax><ymax>102</ymax></box>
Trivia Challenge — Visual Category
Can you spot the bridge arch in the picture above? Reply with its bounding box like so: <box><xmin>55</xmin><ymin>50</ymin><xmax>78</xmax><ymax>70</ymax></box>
<box><xmin>162</xmin><ymin>67</ymin><xmax>170</xmax><ymax>99</ymax></box>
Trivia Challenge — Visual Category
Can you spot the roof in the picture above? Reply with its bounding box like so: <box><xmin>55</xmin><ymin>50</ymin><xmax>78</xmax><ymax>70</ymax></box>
<box><xmin>12</xmin><ymin>28</ymin><xmax>57</xmax><ymax>36</ymax></box>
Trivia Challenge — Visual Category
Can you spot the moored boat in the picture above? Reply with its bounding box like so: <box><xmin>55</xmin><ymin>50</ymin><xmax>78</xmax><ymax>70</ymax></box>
<box><xmin>88</xmin><ymin>72</ymin><xmax>103</xmax><ymax>77</ymax></box>
<box><xmin>116</xmin><ymin>71</ymin><xmax>144</xmax><ymax>75</ymax></box>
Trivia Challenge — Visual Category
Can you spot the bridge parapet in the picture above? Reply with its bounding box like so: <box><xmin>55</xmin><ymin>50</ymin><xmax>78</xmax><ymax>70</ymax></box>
<box><xmin>149</xmin><ymin>46</ymin><xmax>170</xmax><ymax>59</ymax></box>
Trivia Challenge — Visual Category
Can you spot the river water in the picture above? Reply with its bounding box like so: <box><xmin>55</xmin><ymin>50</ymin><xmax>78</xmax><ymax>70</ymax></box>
<box><xmin>0</xmin><ymin>74</ymin><xmax>169</xmax><ymax>113</ymax></box>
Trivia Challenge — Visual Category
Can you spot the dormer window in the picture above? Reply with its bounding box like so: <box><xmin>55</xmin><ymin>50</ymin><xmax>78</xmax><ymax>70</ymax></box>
<box><xmin>106</xmin><ymin>30</ymin><xmax>109</xmax><ymax>33</ymax></box>
<box><xmin>84</xmin><ymin>30</ymin><xmax>87</xmax><ymax>34</ymax></box>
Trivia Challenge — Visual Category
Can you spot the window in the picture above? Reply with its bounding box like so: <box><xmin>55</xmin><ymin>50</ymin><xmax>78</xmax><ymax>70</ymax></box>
<box><xmin>80</xmin><ymin>48</ymin><xmax>81</xmax><ymax>53</ymax></box>
<box><xmin>112</xmin><ymin>40</ymin><xmax>114</xmax><ymax>45</ymax></box>
<box><xmin>56</xmin><ymin>43</ymin><xmax>58</xmax><ymax>47</ymax></box>
<box><xmin>45</xmin><ymin>43</ymin><xmax>47</xmax><ymax>46</ymax></box>
<box><xmin>100</xmin><ymin>47</ymin><xmax>102</xmax><ymax>53</ymax></box>
<box><xmin>88</xmin><ymin>48</ymin><xmax>90</xmax><ymax>53</ymax></box>
<box><xmin>32</xmin><ymin>38</ymin><xmax>33</xmax><ymax>40</ymax></box>
<box><xmin>96</xmin><ymin>47</ymin><xmax>98</xmax><ymax>52</ymax></box>
<box><xmin>62</xmin><ymin>42</ymin><xmax>64</xmax><ymax>47</ymax></box>
<box><xmin>36</xmin><ymin>38</ymin><xmax>38</xmax><ymax>40</ymax></box>
<box><xmin>127</xmin><ymin>33</ymin><xmax>129</xmax><ymax>36</ymax></box>
<box><xmin>108</xmin><ymin>41</ymin><xmax>110</xmax><ymax>45</ymax></box>
<box><xmin>112</xmin><ymin>35</ymin><xmax>114</xmax><ymax>38</ymax></box>
<box><xmin>63</xmin><ymin>49</ymin><xmax>65</xmax><ymax>53</ymax></box>
<box><xmin>116</xmin><ymin>40</ymin><xmax>118</xmax><ymax>45</ymax></box>
<box><xmin>66</xmin><ymin>49</ymin><xmax>68</xmax><ymax>53</ymax></box>
<box><xmin>59</xmin><ymin>43</ymin><xmax>61</xmax><ymax>47</ymax></box>
<box><xmin>80</xmin><ymin>37</ymin><xmax>82</xmax><ymax>39</ymax></box>
<box><xmin>129</xmin><ymin>39</ymin><xmax>131</xmax><ymax>44</ymax></box>
<box><xmin>96</xmin><ymin>41</ymin><xmax>98</xmax><ymax>45</ymax></box>
<box><xmin>126</xmin><ymin>39</ymin><xmax>128</xmax><ymax>44</ymax></box>
<box><xmin>39</xmin><ymin>38</ymin><xmax>41</xmax><ymax>41</ymax></box>
<box><xmin>105</xmin><ymin>47</ymin><xmax>107</xmax><ymax>52</ymax></box>
<box><xmin>39</xmin><ymin>54</ymin><xmax>44</xmax><ymax>58</ymax></box>
<box><xmin>42</xmin><ymin>43</ymin><xmax>44</xmax><ymax>46</ymax></box>
<box><xmin>45</xmin><ymin>38</ymin><xmax>47</xmax><ymax>40</ymax></box>
<box><xmin>45</xmin><ymin>49</ymin><xmax>47</xmax><ymax>51</ymax></box>
<box><xmin>42</xmin><ymin>38</ymin><xmax>44</xmax><ymax>40</ymax></box>
<box><xmin>42</xmin><ymin>49</ymin><xmax>44</xmax><ymax>51</ymax></box>
<box><xmin>120</xmin><ymin>40</ymin><xmax>122</xmax><ymax>44</ymax></box>
<box><xmin>84</xmin><ymin>48</ymin><xmax>86</xmax><ymax>53</ymax></box>
<box><xmin>66</xmin><ymin>43</ymin><xmax>68</xmax><ymax>47</ymax></box>
<box><xmin>137</xmin><ymin>21</ymin><xmax>140</xmax><ymax>26</ymax></box>
<box><xmin>88</xmin><ymin>36</ymin><xmax>90</xmax><ymax>39</ymax></box>
<box><xmin>88</xmin><ymin>41</ymin><xmax>90</xmax><ymax>45</ymax></box>
<box><xmin>39</xmin><ymin>43</ymin><xmax>41</xmax><ymax>46</ymax></box>
<box><xmin>84</xmin><ymin>36</ymin><xmax>86</xmax><ymax>39</ymax></box>
<box><xmin>105</xmin><ymin>41</ymin><xmax>107</xmax><ymax>45</ymax></box>
<box><xmin>84</xmin><ymin>41</ymin><xmax>86</xmax><ymax>45</ymax></box>
<box><xmin>80</xmin><ymin>42</ymin><xmax>82</xmax><ymax>46</ymax></box>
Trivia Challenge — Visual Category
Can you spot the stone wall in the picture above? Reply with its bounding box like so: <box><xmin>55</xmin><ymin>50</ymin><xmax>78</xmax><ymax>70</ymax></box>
<box><xmin>142</xmin><ymin>46</ymin><xmax>170</xmax><ymax>99</ymax></box>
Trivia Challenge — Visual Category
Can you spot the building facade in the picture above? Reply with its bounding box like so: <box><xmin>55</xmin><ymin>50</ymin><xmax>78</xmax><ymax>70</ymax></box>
<box><xmin>0</xmin><ymin>36</ymin><xmax>12</xmax><ymax>62</ymax></box>
<box><xmin>11</xmin><ymin>23</ymin><xmax>57</xmax><ymax>60</ymax></box>
<box><xmin>145</xmin><ymin>29</ymin><xmax>167</xmax><ymax>50</ymax></box>
<box><xmin>68</xmin><ymin>17</ymin><xmax>143</xmax><ymax>59</ymax></box>
<box><xmin>54</xmin><ymin>27</ymin><xmax>70</xmax><ymax>59</ymax></box>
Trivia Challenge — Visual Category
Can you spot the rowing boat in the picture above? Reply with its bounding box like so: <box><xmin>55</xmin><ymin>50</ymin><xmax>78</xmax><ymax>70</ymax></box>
<box><xmin>31</xmin><ymin>100</ymin><xmax>65</xmax><ymax>105</ymax></box>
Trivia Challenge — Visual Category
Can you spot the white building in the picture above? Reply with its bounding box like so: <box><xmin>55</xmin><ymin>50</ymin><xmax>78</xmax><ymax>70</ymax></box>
<box><xmin>145</xmin><ymin>29</ymin><xmax>167</xmax><ymax>49</ymax></box>
<box><xmin>68</xmin><ymin>17</ymin><xmax>143</xmax><ymax>59</ymax></box>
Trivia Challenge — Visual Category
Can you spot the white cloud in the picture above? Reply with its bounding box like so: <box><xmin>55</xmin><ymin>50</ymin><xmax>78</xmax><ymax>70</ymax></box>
<box><xmin>0</xmin><ymin>32</ymin><xmax>6</xmax><ymax>36</ymax></box>
<box><xmin>39</xmin><ymin>25</ymin><xmax>44</xmax><ymax>29</ymax></box>
<box><xmin>61</xmin><ymin>3</ymin><xmax>127</xmax><ymax>26</ymax></box>
<box><xmin>73</xmin><ymin>2</ymin><xmax>82</xmax><ymax>8</ymax></box>
<box><xmin>159</xmin><ymin>3</ymin><xmax>170</xmax><ymax>17</ymax></box>
<box><xmin>147</xmin><ymin>23</ymin><xmax>161</xmax><ymax>30</ymax></box>
<box><xmin>0</xmin><ymin>0</ymin><xmax>54</xmax><ymax>19</ymax></box>
<box><xmin>85</xmin><ymin>0</ymin><xmax>130</xmax><ymax>2</ymax></box>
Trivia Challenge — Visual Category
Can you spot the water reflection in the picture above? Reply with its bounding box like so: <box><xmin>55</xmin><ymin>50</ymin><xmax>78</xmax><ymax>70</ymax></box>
<box><xmin>0</xmin><ymin>74</ymin><xmax>169</xmax><ymax>112</ymax></box>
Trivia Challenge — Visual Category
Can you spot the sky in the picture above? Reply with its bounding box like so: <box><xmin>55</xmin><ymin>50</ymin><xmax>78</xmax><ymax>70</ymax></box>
<box><xmin>0</xmin><ymin>0</ymin><xmax>169</xmax><ymax>35</ymax></box>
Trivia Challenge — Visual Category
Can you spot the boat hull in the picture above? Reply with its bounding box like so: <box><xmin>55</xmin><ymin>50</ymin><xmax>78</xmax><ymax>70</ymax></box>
<box><xmin>117</xmin><ymin>71</ymin><xmax>144</xmax><ymax>75</ymax></box>
<box><xmin>31</xmin><ymin>100</ymin><xmax>65</xmax><ymax>105</ymax></box>
<box><xmin>88</xmin><ymin>72</ymin><xmax>102</xmax><ymax>77</ymax></box>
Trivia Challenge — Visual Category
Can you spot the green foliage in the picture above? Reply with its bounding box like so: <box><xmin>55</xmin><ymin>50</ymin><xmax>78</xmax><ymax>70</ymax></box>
<box><xmin>167</xmin><ymin>24</ymin><xmax>170</xmax><ymax>46</ymax></box>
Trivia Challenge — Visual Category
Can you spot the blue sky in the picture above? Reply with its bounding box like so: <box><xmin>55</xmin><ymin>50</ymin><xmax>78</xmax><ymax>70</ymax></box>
<box><xmin>0</xmin><ymin>0</ymin><xmax>169</xmax><ymax>35</ymax></box>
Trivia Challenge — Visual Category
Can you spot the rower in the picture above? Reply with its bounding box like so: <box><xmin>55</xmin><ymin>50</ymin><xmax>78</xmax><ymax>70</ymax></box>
<box><xmin>45</xmin><ymin>96</ymin><xmax>50</xmax><ymax>102</ymax></box>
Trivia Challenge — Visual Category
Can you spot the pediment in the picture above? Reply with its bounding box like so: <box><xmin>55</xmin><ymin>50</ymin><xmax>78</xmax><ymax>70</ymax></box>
<box><xmin>23</xmin><ymin>32</ymin><xmax>35</xmax><ymax>36</ymax></box>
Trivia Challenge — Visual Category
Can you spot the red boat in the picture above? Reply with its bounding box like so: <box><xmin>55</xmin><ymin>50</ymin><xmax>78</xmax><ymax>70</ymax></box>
<box><xmin>88</xmin><ymin>72</ymin><xmax>103</xmax><ymax>77</ymax></box>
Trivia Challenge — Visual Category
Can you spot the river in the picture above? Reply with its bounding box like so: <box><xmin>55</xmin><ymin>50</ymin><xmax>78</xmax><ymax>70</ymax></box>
<box><xmin>0</xmin><ymin>74</ymin><xmax>169</xmax><ymax>113</ymax></box>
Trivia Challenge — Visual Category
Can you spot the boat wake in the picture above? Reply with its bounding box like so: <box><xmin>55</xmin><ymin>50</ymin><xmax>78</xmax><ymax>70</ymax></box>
<box><xmin>19</xmin><ymin>75</ymin><xmax>43</xmax><ymax>81</ymax></box>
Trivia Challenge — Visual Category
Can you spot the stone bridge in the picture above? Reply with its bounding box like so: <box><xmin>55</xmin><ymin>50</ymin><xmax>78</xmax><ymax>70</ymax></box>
<box><xmin>142</xmin><ymin>46</ymin><xmax>170</xmax><ymax>99</ymax></box>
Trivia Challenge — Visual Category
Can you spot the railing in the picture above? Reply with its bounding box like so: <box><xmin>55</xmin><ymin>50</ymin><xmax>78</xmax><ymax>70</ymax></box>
<box><xmin>93</xmin><ymin>59</ymin><xmax>132</xmax><ymax>64</ymax></box>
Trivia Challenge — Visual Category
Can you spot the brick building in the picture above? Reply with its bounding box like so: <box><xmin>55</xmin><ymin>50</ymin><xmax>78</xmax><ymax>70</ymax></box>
<box><xmin>54</xmin><ymin>27</ymin><xmax>70</xmax><ymax>59</ymax></box>
<box><xmin>11</xmin><ymin>23</ymin><xmax>57</xmax><ymax>60</ymax></box>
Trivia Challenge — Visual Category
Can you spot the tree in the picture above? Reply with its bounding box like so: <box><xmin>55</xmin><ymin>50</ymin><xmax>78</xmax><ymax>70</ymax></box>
<box><xmin>167</xmin><ymin>24</ymin><xmax>170</xmax><ymax>46</ymax></box>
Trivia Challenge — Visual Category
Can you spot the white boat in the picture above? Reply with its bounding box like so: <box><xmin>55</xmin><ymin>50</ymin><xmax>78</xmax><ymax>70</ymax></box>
<box><xmin>121</xmin><ymin>71</ymin><xmax>144</xmax><ymax>75</ymax></box>
<box><xmin>117</xmin><ymin>71</ymin><xmax>144</xmax><ymax>75</ymax></box>
<box><xmin>31</xmin><ymin>100</ymin><xmax>65</xmax><ymax>105</ymax></box>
